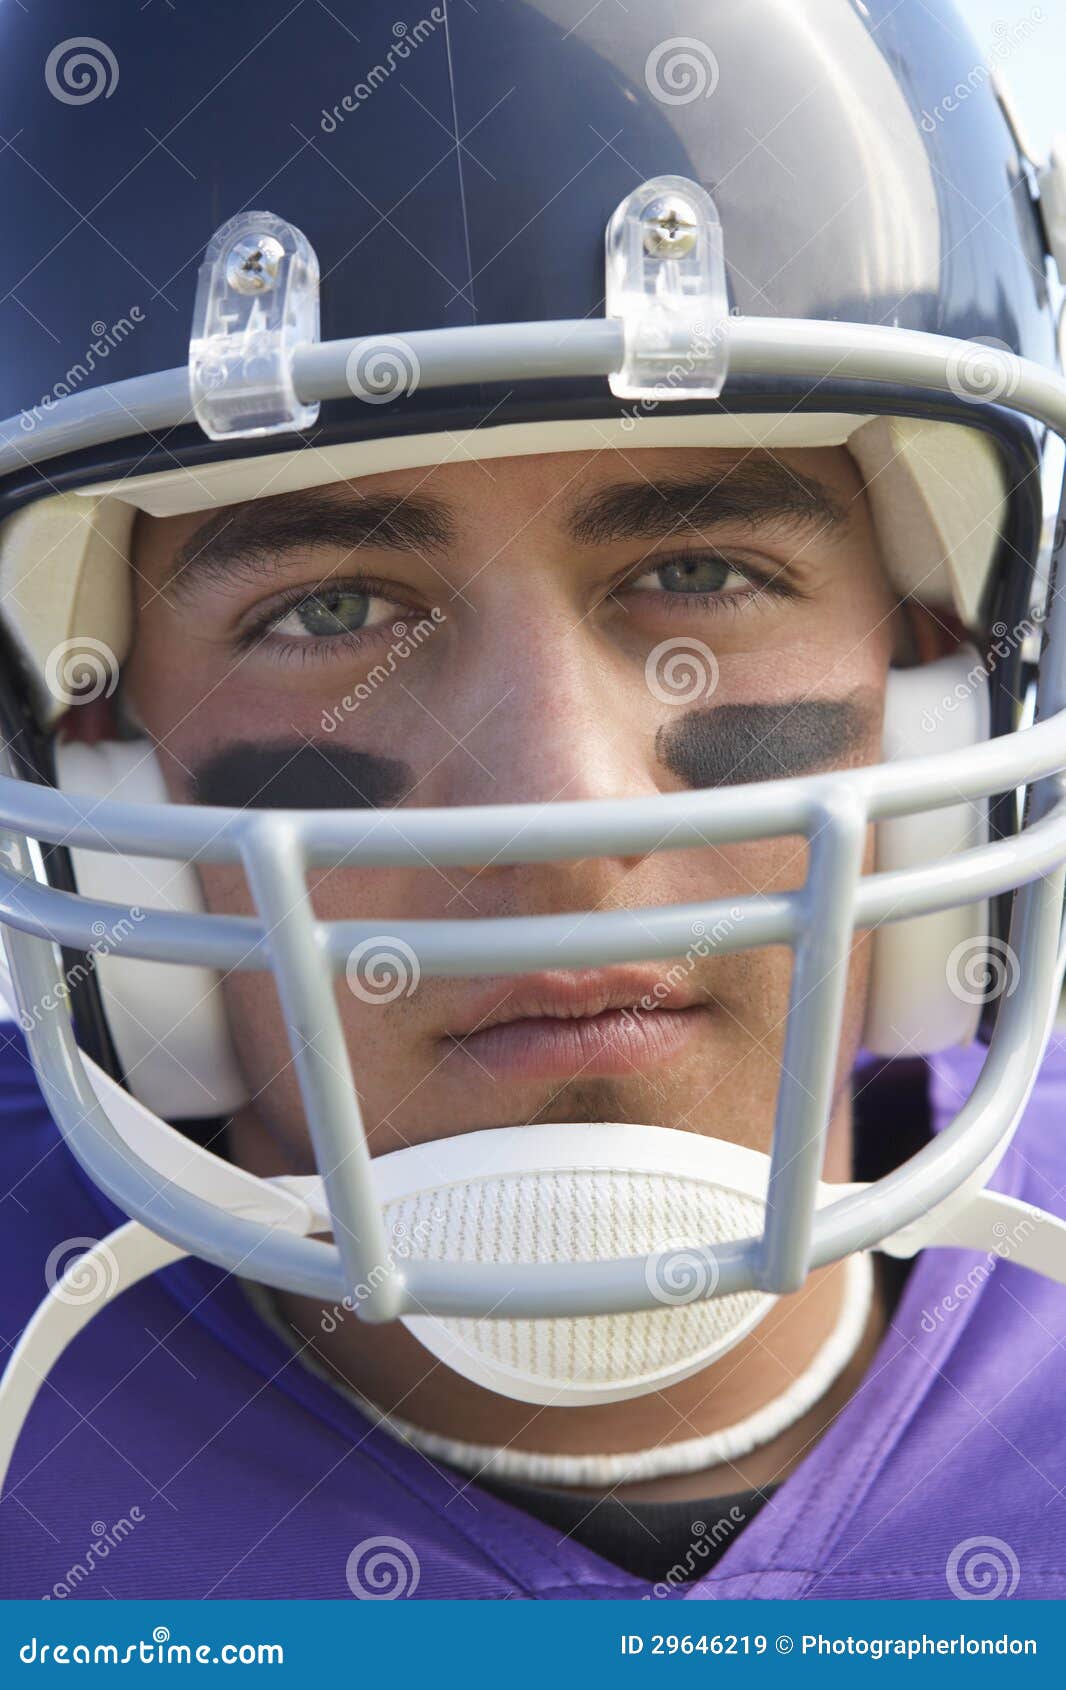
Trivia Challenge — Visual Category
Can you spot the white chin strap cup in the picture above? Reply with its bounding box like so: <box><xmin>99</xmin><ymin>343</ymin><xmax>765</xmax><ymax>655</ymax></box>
<box><xmin>369</xmin><ymin>1123</ymin><xmax>780</xmax><ymax>1407</ymax></box>
<box><xmin>52</xmin><ymin>646</ymin><xmax>991</xmax><ymax>1120</ymax></box>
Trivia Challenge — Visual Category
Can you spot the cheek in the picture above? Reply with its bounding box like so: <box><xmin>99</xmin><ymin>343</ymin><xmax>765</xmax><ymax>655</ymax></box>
<box><xmin>197</xmin><ymin>860</ymin><xmax>421</xmax><ymax>1157</ymax></box>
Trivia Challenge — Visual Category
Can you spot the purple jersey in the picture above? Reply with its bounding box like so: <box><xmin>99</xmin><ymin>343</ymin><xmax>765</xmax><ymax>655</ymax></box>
<box><xmin>1</xmin><ymin>1022</ymin><xmax>1065</xmax><ymax>1601</ymax></box>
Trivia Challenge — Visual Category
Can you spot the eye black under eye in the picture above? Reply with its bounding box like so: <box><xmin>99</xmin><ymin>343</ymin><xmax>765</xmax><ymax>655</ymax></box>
<box><xmin>652</xmin><ymin>555</ymin><xmax>736</xmax><ymax>593</ymax></box>
<box><xmin>290</xmin><ymin>588</ymin><xmax>371</xmax><ymax>636</ymax></box>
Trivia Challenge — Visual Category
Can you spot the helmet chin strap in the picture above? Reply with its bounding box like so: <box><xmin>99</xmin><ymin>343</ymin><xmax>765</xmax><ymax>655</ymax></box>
<box><xmin>3</xmin><ymin>1044</ymin><xmax>1066</xmax><ymax>1494</ymax></box>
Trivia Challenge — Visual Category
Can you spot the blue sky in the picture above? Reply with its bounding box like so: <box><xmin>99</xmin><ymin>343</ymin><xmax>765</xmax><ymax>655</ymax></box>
<box><xmin>957</xmin><ymin>0</ymin><xmax>1062</xmax><ymax>155</ymax></box>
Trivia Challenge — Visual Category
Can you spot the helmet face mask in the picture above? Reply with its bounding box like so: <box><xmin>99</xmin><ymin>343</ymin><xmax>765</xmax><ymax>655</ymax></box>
<box><xmin>1</xmin><ymin>0</ymin><xmax>1066</xmax><ymax>1437</ymax></box>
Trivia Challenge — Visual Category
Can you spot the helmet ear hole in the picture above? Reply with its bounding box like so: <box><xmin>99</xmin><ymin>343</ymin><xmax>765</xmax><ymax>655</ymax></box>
<box><xmin>52</xmin><ymin>738</ymin><xmax>248</xmax><ymax>1119</ymax></box>
<box><xmin>863</xmin><ymin>648</ymin><xmax>991</xmax><ymax>1056</ymax></box>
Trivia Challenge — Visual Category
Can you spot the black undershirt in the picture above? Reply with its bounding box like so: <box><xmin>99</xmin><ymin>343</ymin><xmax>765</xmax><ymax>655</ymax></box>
<box><xmin>474</xmin><ymin>1472</ymin><xmax>779</xmax><ymax>1584</ymax></box>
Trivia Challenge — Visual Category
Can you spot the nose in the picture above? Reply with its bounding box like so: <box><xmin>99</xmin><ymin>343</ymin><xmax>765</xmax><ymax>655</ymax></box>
<box><xmin>422</xmin><ymin>606</ymin><xmax>663</xmax><ymax>888</ymax></box>
<box><xmin>434</xmin><ymin>611</ymin><xmax>660</xmax><ymax>811</ymax></box>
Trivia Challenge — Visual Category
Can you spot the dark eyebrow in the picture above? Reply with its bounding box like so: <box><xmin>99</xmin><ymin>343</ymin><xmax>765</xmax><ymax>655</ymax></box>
<box><xmin>565</xmin><ymin>459</ymin><xmax>846</xmax><ymax>547</ymax></box>
<box><xmin>162</xmin><ymin>488</ymin><xmax>456</xmax><ymax>598</ymax></box>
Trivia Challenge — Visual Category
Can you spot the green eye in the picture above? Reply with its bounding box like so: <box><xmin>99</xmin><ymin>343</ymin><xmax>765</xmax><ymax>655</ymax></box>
<box><xmin>296</xmin><ymin>589</ymin><xmax>370</xmax><ymax>634</ymax></box>
<box><xmin>653</xmin><ymin>555</ymin><xmax>734</xmax><ymax>593</ymax></box>
<box><xmin>279</xmin><ymin>589</ymin><xmax>373</xmax><ymax>638</ymax></box>
<box><xmin>627</xmin><ymin>553</ymin><xmax>748</xmax><ymax>597</ymax></box>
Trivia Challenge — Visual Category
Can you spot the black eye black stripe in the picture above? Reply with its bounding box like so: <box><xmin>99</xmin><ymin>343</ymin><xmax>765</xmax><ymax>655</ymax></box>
<box><xmin>656</xmin><ymin>699</ymin><xmax>878</xmax><ymax>789</ymax></box>
<box><xmin>192</xmin><ymin>743</ymin><xmax>411</xmax><ymax>810</ymax></box>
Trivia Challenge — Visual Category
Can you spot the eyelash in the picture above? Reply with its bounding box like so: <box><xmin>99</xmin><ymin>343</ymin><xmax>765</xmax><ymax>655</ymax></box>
<box><xmin>236</xmin><ymin>576</ymin><xmax>414</xmax><ymax>663</ymax></box>
<box><xmin>236</xmin><ymin>549</ymin><xmax>797</xmax><ymax>665</ymax></box>
<box><xmin>615</xmin><ymin>551</ymin><xmax>798</xmax><ymax>615</ymax></box>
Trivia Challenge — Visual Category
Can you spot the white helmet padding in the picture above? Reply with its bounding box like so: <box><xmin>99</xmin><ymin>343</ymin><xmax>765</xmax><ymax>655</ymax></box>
<box><xmin>53</xmin><ymin>647</ymin><xmax>989</xmax><ymax>1121</ymax></box>
<box><xmin>53</xmin><ymin>739</ymin><xmax>247</xmax><ymax>1118</ymax></box>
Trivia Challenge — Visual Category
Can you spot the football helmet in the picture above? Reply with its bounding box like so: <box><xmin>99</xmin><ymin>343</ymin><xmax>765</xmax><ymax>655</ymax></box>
<box><xmin>3</xmin><ymin>0</ymin><xmax>1066</xmax><ymax>1465</ymax></box>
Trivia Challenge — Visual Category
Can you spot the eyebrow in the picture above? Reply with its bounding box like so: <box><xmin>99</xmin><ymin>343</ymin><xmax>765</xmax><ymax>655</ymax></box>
<box><xmin>160</xmin><ymin>457</ymin><xmax>845</xmax><ymax>599</ymax></box>
<box><xmin>564</xmin><ymin>459</ymin><xmax>846</xmax><ymax>547</ymax></box>
<box><xmin>162</xmin><ymin>489</ymin><xmax>457</xmax><ymax>598</ymax></box>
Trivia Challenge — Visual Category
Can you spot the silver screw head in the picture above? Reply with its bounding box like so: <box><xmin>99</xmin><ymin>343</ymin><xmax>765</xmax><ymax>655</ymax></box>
<box><xmin>225</xmin><ymin>233</ymin><xmax>286</xmax><ymax>294</ymax></box>
<box><xmin>641</xmin><ymin>195</ymin><xmax>698</xmax><ymax>259</ymax></box>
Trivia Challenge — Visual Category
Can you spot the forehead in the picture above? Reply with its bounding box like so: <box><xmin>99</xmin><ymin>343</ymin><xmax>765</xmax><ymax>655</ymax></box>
<box><xmin>131</xmin><ymin>444</ymin><xmax>866</xmax><ymax>579</ymax></box>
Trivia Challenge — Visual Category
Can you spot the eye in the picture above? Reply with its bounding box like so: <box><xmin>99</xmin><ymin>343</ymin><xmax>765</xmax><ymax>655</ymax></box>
<box><xmin>268</xmin><ymin>586</ymin><xmax>396</xmax><ymax>640</ymax></box>
<box><xmin>627</xmin><ymin>553</ymin><xmax>750</xmax><ymax>596</ymax></box>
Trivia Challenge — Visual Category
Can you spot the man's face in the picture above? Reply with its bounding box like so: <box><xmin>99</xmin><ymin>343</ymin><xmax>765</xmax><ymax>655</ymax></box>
<box><xmin>125</xmin><ymin>446</ymin><xmax>900</xmax><ymax>1174</ymax></box>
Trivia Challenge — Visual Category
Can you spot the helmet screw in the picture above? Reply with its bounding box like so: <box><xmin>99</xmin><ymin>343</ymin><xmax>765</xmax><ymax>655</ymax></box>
<box><xmin>641</xmin><ymin>195</ymin><xmax>699</xmax><ymax>259</ymax></box>
<box><xmin>225</xmin><ymin>233</ymin><xmax>286</xmax><ymax>295</ymax></box>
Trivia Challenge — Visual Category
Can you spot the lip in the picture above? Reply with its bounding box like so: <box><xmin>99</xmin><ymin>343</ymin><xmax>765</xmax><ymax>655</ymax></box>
<box><xmin>441</xmin><ymin>968</ymin><xmax>711</xmax><ymax>1081</ymax></box>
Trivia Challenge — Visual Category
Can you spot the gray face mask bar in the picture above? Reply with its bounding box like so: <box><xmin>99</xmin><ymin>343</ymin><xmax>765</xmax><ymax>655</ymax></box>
<box><xmin>0</xmin><ymin>181</ymin><xmax>1065</xmax><ymax>1338</ymax></box>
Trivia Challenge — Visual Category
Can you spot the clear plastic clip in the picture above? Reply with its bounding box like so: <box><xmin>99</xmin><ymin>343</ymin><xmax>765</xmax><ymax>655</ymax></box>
<box><xmin>605</xmin><ymin>175</ymin><xmax>729</xmax><ymax>402</ymax></box>
<box><xmin>189</xmin><ymin>211</ymin><xmax>320</xmax><ymax>440</ymax></box>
